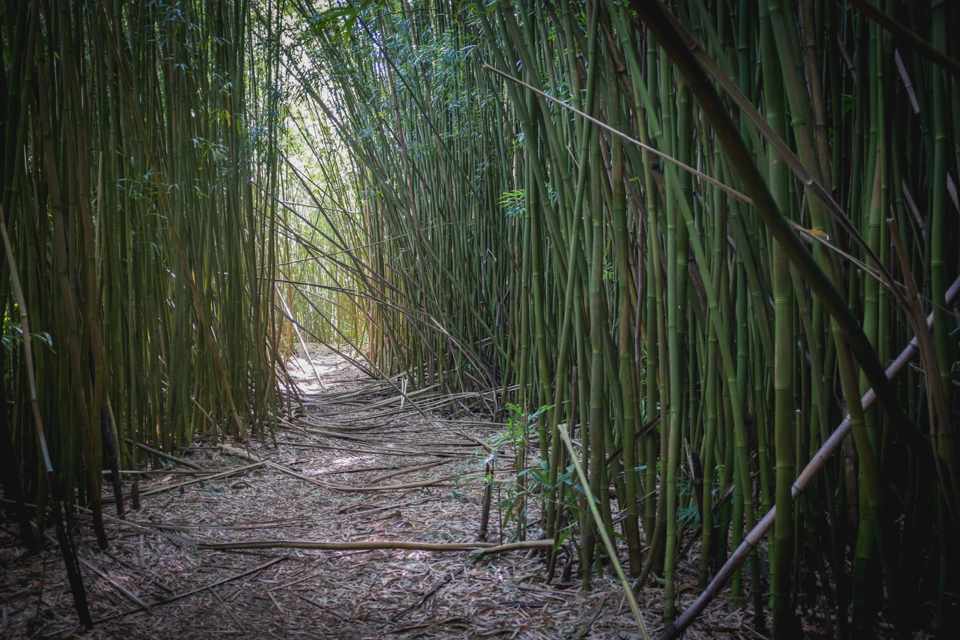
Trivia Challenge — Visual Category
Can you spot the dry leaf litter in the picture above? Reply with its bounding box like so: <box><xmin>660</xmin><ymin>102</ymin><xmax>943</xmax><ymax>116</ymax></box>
<box><xmin>1</xmin><ymin>346</ymin><xmax>768</xmax><ymax>639</ymax></box>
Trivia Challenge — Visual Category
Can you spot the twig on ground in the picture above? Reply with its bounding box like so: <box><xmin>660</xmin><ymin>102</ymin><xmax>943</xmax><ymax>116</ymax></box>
<box><xmin>135</xmin><ymin>462</ymin><xmax>265</xmax><ymax>499</ymax></box>
<box><xmin>78</xmin><ymin>557</ymin><xmax>151</xmax><ymax>613</ymax></box>
<box><xmin>369</xmin><ymin>459</ymin><xmax>453</xmax><ymax>484</ymax></box>
<box><xmin>209</xmin><ymin>586</ymin><xmax>245</xmax><ymax>632</ymax></box>
<box><xmin>265</xmin><ymin>460</ymin><xmax>457</xmax><ymax>492</ymax></box>
<box><xmin>266</xmin><ymin>590</ymin><xmax>285</xmax><ymax>615</ymax></box>
<box><xmin>391</xmin><ymin>565</ymin><xmax>468</xmax><ymax>622</ymax></box>
<box><xmin>125</xmin><ymin>439</ymin><xmax>204</xmax><ymax>470</ymax></box>
<box><xmin>93</xmin><ymin>557</ymin><xmax>286</xmax><ymax>623</ymax></box>
<box><xmin>294</xmin><ymin>593</ymin><xmax>346</xmax><ymax>620</ymax></box>
<box><xmin>571</xmin><ymin>595</ymin><xmax>607</xmax><ymax>640</ymax></box>
<box><xmin>387</xmin><ymin>617</ymin><xmax>468</xmax><ymax>634</ymax></box>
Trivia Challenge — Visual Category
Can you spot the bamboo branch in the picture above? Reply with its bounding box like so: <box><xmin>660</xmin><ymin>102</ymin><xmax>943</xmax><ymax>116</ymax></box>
<box><xmin>481</xmin><ymin>63</ymin><xmax>752</xmax><ymax>206</ymax></box>
<box><xmin>78</xmin><ymin>556</ymin><xmax>151</xmax><ymax>613</ymax></box>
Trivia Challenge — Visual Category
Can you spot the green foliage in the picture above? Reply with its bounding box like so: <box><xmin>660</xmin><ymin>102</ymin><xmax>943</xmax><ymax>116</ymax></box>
<box><xmin>499</xmin><ymin>190</ymin><xmax>526</xmax><ymax>217</ymax></box>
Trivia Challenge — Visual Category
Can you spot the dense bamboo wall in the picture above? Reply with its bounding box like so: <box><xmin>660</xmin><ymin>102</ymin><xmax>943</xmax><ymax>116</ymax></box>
<box><xmin>282</xmin><ymin>0</ymin><xmax>960</xmax><ymax>636</ymax></box>
<box><xmin>0</xmin><ymin>0</ymin><xmax>284</xmax><ymax>622</ymax></box>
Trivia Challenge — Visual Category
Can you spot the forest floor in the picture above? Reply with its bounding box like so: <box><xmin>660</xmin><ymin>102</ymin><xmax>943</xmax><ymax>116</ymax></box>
<box><xmin>1</xmin><ymin>348</ymin><xmax>762</xmax><ymax>639</ymax></box>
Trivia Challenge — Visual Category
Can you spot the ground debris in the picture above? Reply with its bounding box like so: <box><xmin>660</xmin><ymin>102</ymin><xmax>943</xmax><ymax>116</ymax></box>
<box><xmin>0</xmin><ymin>348</ymin><xmax>753</xmax><ymax>639</ymax></box>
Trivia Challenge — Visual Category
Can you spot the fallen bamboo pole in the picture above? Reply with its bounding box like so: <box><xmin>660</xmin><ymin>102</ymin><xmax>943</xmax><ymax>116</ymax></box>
<box><xmin>197</xmin><ymin>539</ymin><xmax>554</xmax><ymax>554</ymax></box>
<box><xmin>219</xmin><ymin>449</ymin><xmax>505</xmax><ymax>493</ymax></box>
<box><xmin>1</xmin><ymin>498</ymin><xmax>198</xmax><ymax>547</ymax></box>
<box><xmin>276</xmin><ymin>282</ymin><xmax>326</xmax><ymax>390</ymax></box>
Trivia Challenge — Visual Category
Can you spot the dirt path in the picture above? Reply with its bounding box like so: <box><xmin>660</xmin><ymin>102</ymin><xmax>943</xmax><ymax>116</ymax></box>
<box><xmin>1</xmin><ymin>349</ymin><xmax>673</xmax><ymax>639</ymax></box>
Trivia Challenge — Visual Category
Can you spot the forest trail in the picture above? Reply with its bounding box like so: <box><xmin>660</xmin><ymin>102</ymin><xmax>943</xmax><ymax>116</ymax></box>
<box><xmin>0</xmin><ymin>349</ymin><xmax>683</xmax><ymax>639</ymax></box>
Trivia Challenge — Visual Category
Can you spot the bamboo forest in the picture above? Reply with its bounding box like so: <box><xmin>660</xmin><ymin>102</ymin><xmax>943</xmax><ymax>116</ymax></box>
<box><xmin>2</xmin><ymin>0</ymin><xmax>959</xmax><ymax>637</ymax></box>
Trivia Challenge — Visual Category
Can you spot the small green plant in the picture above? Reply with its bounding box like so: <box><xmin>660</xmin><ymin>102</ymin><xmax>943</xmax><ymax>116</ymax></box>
<box><xmin>470</xmin><ymin>403</ymin><xmax>558</xmax><ymax>542</ymax></box>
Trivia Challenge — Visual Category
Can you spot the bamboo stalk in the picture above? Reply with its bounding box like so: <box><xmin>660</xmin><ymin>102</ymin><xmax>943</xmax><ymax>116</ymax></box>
<box><xmin>661</xmin><ymin>273</ymin><xmax>960</xmax><ymax>639</ymax></box>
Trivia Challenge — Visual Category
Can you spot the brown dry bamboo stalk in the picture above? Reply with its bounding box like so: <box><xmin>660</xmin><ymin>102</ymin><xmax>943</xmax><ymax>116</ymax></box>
<box><xmin>100</xmin><ymin>469</ymin><xmax>217</xmax><ymax>476</ymax></box>
<box><xmin>0</xmin><ymin>498</ymin><xmax>197</xmax><ymax>547</ymax></box>
<box><xmin>276</xmin><ymin>282</ymin><xmax>326</xmax><ymax>390</ymax></box>
<box><xmin>266</xmin><ymin>460</ymin><xmax>456</xmax><ymax>491</ymax></box>
<box><xmin>571</xmin><ymin>595</ymin><xmax>607</xmax><ymax>640</ymax></box>
<box><xmin>197</xmin><ymin>539</ymin><xmax>554</xmax><ymax>553</ymax></box>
